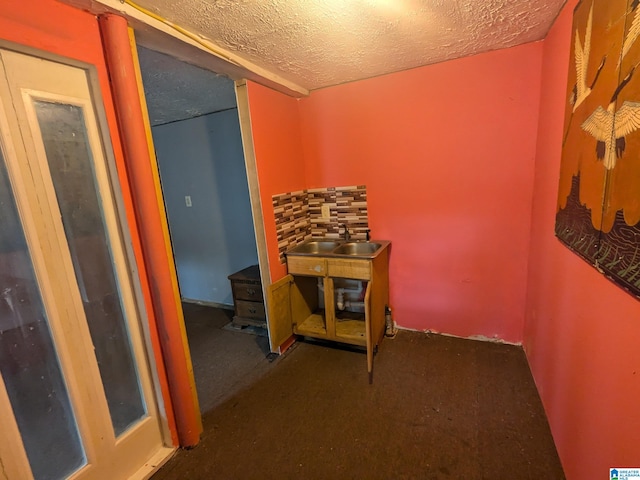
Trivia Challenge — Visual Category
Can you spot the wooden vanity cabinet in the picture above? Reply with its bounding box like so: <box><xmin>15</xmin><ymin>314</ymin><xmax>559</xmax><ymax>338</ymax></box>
<box><xmin>267</xmin><ymin>245</ymin><xmax>389</xmax><ymax>377</ymax></box>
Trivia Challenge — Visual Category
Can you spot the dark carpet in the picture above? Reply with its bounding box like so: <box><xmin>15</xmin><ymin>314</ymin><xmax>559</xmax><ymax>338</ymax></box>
<box><xmin>181</xmin><ymin>302</ymin><xmax>274</xmax><ymax>413</ymax></box>
<box><xmin>154</xmin><ymin>328</ymin><xmax>564</xmax><ymax>479</ymax></box>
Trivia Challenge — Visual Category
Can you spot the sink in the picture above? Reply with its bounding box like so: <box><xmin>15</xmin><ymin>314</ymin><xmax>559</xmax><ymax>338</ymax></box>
<box><xmin>332</xmin><ymin>242</ymin><xmax>382</xmax><ymax>256</ymax></box>
<box><xmin>287</xmin><ymin>240</ymin><xmax>341</xmax><ymax>254</ymax></box>
<box><xmin>286</xmin><ymin>239</ymin><xmax>388</xmax><ymax>258</ymax></box>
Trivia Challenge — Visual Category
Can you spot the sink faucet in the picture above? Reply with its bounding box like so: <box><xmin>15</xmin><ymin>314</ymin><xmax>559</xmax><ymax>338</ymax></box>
<box><xmin>341</xmin><ymin>223</ymin><xmax>350</xmax><ymax>241</ymax></box>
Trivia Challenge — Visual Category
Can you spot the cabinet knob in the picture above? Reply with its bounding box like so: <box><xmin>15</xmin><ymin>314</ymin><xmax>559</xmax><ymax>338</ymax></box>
<box><xmin>247</xmin><ymin>288</ymin><xmax>256</xmax><ymax>296</ymax></box>
<box><xmin>249</xmin><ymin>308</ymin><xmax>257</xmax><ymax>314</ymax></box>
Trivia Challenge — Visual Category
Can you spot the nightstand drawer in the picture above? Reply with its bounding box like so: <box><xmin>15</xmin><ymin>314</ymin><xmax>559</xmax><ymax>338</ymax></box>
<box><xmin>235</xmin><ymin>300</ymin><xmax>266</xmax><ymax>319</ymax></box>
<box><xmin>232</xmin><ymin>282</ymin><xmax>263</xmax><ymax>302</ymax></box>
<box><xmin>229</xmin><ymin>265</ymin><xmax>265</xmax><ymax>328</ymax></box>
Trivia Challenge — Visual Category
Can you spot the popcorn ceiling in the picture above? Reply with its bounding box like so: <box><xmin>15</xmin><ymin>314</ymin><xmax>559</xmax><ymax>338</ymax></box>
<box><xmin>137</xmin><ymin>46</ymin><xmax>237</xmax><ymax>126</ymax></box>
<box><xmin>133</xmin><ymin>0</ymin><xmax>566</xmax><ymax>91</ymax></box>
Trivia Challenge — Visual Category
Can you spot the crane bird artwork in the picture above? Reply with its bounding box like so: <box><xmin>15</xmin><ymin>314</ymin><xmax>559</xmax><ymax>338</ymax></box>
<box><xmin>621</xmin><ymin>0</ymin><xmax>640</xmax><ymax>62</ymax></box>
<box><xmin>570</xmin><ymin>1</ymin><xmax>606</xmax><ymax>111</ymax></box>
<box><xmin>580</xmin><ymin>67</ymin><xmax>640</xmax><ymax>170</ymax></box>
<box><xmin>556</xmin><ymin>0</ymin><xmax>640</xmax><ymax>300</ymax></box>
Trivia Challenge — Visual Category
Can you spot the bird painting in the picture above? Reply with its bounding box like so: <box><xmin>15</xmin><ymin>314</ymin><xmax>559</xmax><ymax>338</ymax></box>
<box><xmin>581</xmin><ymin>67</ymin><xmax>640</xmax><ymax>170</ymax></box>
<box><xmin>570</xmin><ymin>1</ymin><xmax>606</xmax><ymax>111</ymax></box>
<box><xmin>621</xmin><ymin>0</ymin><xmax>640</xmax><ymax>62</ymax></box>
<box><xmin>557</xmin><ymin>0</ymin><xmax>640</xmax><ymax>301</ymax></box>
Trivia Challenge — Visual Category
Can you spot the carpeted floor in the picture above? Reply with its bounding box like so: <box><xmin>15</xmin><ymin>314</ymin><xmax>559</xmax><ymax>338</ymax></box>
<box><xmin>181</xmin><ymin>302</ymin><xmax>275</xmax><ymax>413</ymax></box>
<box><xmin>153</xmin><ymin>328</ymin><xmax>565</xmax><ymax>479</ymax></box>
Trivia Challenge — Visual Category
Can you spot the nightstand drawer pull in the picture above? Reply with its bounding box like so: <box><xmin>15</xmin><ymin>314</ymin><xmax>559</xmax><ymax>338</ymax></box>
<box><xmin>232</xmin><ymin>282</ymin><xmax>264</xmax><ymax>301</ymax></box>
<box><xmin>235</xmin><ymin>300</ymin><xmax>266</xmax><ymax>319</ymax></box>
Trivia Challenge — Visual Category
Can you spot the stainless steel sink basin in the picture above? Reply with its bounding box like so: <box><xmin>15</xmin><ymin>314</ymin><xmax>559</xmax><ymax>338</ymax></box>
<box><xmin>287</xmin><ymin>240</ymin><xmax>341</xmax><ymax>254</ymax></box>
<box><xmin>286</xmin><ymin>239</ymin><xmax>389</xmax><ymax>258</ymax></box>
<box><xmin>332</xmin><ymin>242</ymin><xmax>382</xmax><ymax>256</ymax></box>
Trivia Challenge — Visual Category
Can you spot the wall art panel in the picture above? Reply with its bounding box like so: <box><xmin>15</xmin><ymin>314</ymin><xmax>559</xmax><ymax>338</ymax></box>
<box><xmin>556</xmin><ymin>0</ymin><xmax>640</xmax><ymax>297</ymax></box>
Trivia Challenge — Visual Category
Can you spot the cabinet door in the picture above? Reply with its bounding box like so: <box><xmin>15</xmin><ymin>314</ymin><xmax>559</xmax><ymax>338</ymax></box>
<box><xmin>266</xmin><ymin>274</ymin><xmax>294</xmax><ymax>351</ymax></box>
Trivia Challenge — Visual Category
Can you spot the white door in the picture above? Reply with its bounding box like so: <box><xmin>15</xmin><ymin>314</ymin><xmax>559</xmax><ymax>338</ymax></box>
<box><xmin>0</xmin><ymin>48</ymin><xmax>169</xmax><ymax>479</ymax></box>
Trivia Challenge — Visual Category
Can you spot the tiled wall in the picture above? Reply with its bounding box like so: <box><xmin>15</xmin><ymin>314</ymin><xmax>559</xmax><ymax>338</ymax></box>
<box><xmin>272</xmin><ymin>185</ymin><xmax>369</xmax><ymax>263</ymax></box>
<box><xmin>308</xmin><ymin>186</ymin><xmax>369</xmax><ymax>238</ymax></box>
<box><xmin>273</xmin><ymin>190</ymin><xmax>310</xmax><ymax>262</ymax></box>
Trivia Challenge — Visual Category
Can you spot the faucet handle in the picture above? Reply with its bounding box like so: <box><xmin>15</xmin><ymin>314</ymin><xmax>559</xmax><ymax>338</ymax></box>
<box><xmin>365</xmin><ymin>229</ymin><xmax>371</xmax><ymax>241</ymax></box>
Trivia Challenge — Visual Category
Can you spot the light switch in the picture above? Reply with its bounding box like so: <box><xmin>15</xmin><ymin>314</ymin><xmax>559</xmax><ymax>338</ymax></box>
<box><xmin>185</xmin><ymin>195</ymin><xmax>192</xmax><ymax>207</ymax></box>
<box><xmin>321</xmin><ymin>204</ymin><xmax>331</xmax><ymax>219</ymax></box>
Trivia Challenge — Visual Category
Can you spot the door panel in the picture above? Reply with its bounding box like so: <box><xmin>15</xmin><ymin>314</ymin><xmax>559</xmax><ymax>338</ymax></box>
<box><xmin>0</xmin><ymin>48</ymin><xmax>169</xmax><ymax>479</ymax></box>
<box><xmin>32</xmin><ymin>99</ymin><xmax>146</xmax><ymax>436</ymax></box>
<box><xmin>0</xmin><ymin>144</ymin><xmax>86</xmax><ymax>480</ymax></box>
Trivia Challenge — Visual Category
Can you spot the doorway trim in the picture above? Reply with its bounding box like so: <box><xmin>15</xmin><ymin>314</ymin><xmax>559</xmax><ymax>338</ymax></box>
<box><xmin>65</xmin><ymin>0</ymin><xmax>298</xmax><ymax>449</ymax></box>
<box><xmin>235</xmin><ymin>80</ymin><xmax>274</xmax><ymax>350</ymax></box>
<box><xmin>99</xmin><ymin>14</ymin><xmax>202</xmax><ymax>447</ymax></box>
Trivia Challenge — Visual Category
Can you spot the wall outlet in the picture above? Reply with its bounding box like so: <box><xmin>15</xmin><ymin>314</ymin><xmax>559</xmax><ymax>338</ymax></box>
<box><xmin>185</xmin><ymin>195</ymin><xmax>192</xmax><ymax>207</ymax></box>
<box><xmin>321</xmin><ymin>204</ymin><xmax>331</xmax><ymax>219</ymax></box>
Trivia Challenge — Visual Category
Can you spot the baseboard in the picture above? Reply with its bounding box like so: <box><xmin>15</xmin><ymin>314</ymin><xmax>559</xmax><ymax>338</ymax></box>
<box><xmin>129</xmin><ymin>446</ymin><xmax>175</xmax><ymax>480</ymax></box>
<box><xmin>394</xmin><ymin>326</ymin><xmax>522</xmax><ymax>346</ymax></box>
<box><xmin>181</xmin><ymin>298</ymin><xmax>234</xmax><ymax>311</ymax></box>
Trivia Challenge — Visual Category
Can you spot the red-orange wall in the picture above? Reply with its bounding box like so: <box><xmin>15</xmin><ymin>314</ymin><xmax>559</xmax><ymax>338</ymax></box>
<box><xmin>297</xmin><ymin>44</ymin><xmax>544</xmax><ymax>342</ymax></box>
<box><xmin>246</xmin><ymin>81</ymin><xmax>307</xmax><ymax>282</ymax></box>
<box><xmin>241</xmin><ymin>10</ymin><xmax>640</xmax><ymax>476</ymax></box>
<box><xmin>525</xmin><ymin>0</ymin><xmax>640</xmax><ymax>476</ymax></box>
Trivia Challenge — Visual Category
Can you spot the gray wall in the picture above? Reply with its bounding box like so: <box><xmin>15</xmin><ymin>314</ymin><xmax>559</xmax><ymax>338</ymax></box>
<box><xmin>153</xmin><ymin>109</ymin><xmax>258</xmax><ymax>305</ymax></box>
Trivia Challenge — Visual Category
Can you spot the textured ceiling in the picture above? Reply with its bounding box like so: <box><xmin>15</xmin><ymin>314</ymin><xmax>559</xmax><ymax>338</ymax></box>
<box><xmin>137</xmin><ymin>46</ymin><xmax>237</xmax><ymax>126</ymax></box>
<box><xmin>133</xmin><ymin>0</ymin><xmax>566</xmax><ymax>91</ymax></box>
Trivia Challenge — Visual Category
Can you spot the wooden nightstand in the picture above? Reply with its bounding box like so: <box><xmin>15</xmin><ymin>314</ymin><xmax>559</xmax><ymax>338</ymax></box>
<box><xmin>228</xmin><ymin>265</ymin><xmax>266</xmax><ymax>328</ymax></box>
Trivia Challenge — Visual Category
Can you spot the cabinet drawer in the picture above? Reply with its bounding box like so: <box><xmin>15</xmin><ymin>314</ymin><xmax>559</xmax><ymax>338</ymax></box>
<box><xmin>235</xmin><ymin>300</ymin><xmax>266</xmax><ymax>319</ymax></box>
<box><xmin>287</xmin><ymin>256</ymin><xmax>326</xmax><ymax>276</ymax></box>
<box><xmin>232</xmin><ymin>281</ymin><xmax>264</xmax><ymax>302</ymax></box>
<box><xmin>327</xmin><ymin>259</ymin><xmax>371</xmax><ymax>280</ymax></box>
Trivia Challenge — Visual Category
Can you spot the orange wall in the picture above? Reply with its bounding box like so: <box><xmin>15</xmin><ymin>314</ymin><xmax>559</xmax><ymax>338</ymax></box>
<box><xmin>0</xmin><ymin>0</ymin><xmax>177</xmax><ymax>442</ymax></box>
<box><xmin>246</xmin><ymin>81</ymin><xmax>306</xmax><ymax>281</ymax></box>
<box><xmin>241</xmin><ymin>14</ymin><xmax>640</xmax><ymax>476</ymax></box>
<box><xmin>297</xmin><ymin>44</ymin><xmax>544</xmax><ymax>342</ymax></box>
<box><xmin>525</xmin><ymin>0</ymin><xmax>640</xmax><ymax>476</ymax></box>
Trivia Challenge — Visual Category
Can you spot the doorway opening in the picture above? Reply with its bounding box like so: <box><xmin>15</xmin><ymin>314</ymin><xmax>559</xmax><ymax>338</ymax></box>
<box><xmin>135</xmin><ymin>45</ymin><xmax>276</xmax><ymax>414</ymax></box>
